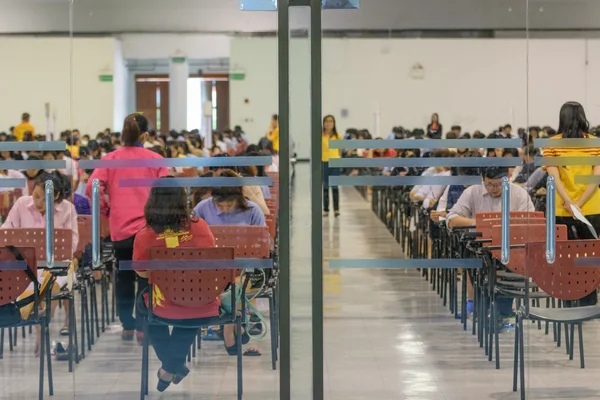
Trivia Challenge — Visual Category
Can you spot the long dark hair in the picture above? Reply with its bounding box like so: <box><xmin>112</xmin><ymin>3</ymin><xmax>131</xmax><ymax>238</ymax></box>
<box><xmin>558</xmin><ymin>101</ymin><xmax>589</xmax><ymax>139</ymax></box>
<box><xmin>34</xmin><ymin>171</ymin><xmax>70</xmax><ymax>203</ymax></box>
<box><xmin>323</xmin><ymin>115</ymin><xmax>339</xmax><ymax>138</ymax></box>
<box><xmin>121</xmin><ymin>113</ymin><xmax>149</xmax><ymax>146</ymax></box>
<box><xmin>145</xmin><ymin>177</ymin><xmax>195</xmax><ymax>233</ymax></box>
<box><xmin>211</xmin><ymin>169</ymin><xmax>250</xmax><ymax>211</ymax></box>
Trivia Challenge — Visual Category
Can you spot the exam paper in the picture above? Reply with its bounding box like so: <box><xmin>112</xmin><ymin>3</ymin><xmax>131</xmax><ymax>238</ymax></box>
<box><xmin>571</xmin><ymin>204</ymin><xmax>598</xmax><ymax>239</ymax></box>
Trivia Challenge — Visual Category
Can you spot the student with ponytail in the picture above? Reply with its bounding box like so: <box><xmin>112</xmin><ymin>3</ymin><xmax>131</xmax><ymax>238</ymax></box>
<box><xmin>86</xmin><ymin>113</ymin><xmax>169</xmax><ymax>342</ymax></box>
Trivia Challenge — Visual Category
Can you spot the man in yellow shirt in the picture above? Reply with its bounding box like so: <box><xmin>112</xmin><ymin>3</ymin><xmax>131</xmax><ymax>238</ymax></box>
<box><xmin>266</xmin><ymin>114</ymin><xmax>279</xmax><ymax>151</ymax></box>
<box><xmin>14</xmin><ymin>113</ymin><xmax>35</xmax><ymax>142</ymax></box>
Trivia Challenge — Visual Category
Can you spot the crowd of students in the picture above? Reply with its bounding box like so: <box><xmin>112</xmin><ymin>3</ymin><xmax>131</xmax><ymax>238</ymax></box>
<box><xmin>0</xmin><ymin>112</ymin><xmax>280</xmax><ymax>392</ymax></box>
<box><xmin>343</xmin><ymin>101</ymin><xmax>600</xmax><ymax>323</ymax></box>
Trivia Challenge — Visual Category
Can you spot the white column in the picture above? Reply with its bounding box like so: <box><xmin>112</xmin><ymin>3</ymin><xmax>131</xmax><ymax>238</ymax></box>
<box><xmin>169</xmin><ymin>58</ymin><xmax>189</xmax><ymax>131</ymax></box>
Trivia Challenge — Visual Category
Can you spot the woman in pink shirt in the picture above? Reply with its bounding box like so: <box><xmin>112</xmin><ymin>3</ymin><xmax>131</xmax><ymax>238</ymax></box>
<box><xmin>86</xmin><ymin>114</ymin><xmax>169</xmax><ymax>342</ymax></box>
<box><xmin>2</xmin><ymin>171</ymin><xmax>79</xmax><ymax>355</ymax></box>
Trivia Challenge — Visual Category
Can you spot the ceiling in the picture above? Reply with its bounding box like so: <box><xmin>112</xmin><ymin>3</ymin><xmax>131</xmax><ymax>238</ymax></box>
<box><xmin>0</xmin><ymin>0</ymin><xmax>599</xmax><ymax>34</ymax></box>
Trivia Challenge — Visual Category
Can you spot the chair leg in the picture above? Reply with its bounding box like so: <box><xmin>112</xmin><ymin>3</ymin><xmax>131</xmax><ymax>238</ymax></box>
<box><xmin>578</xmin><ymin>322</ymin><xmax>585</xmax><ymax>369</ymax></box>
<box><xmin>269</xmin><ymin>293</ymin><xmax>277</xmax><ymax>370</ymax></box>
<box><xmin>13</xmin><ymin>326</ymin><xmax>17</xmax><ymax>347</ymax></box>
<box><xmin>519</xmin><ymin>316</ymin><xmax>525</xmax><ymax>400</ymax></box>
<box><xmin>80</xmin><ymin>289</ymin><xmax>87</xmax><ymax>358</ymax></box>
<box><xmin>569</xmin><ymin>324</ymin><xmax>575</xmax><ymax>361</ymax></box>
<box><xmin>39</xmin><ymin>323</ymin><xmax>45</xmax><ymax>400</ymax></box>
<box><xmin>236</xmin><ymin>319</ymin><xmax>243</xmax><ymax>400</ymax></box>
<box><xmin>495</xmin><ymin>316</ymin><xmax>500</xmax><ymax>370</ymax></box>
<box><xmin>565</xmin><ymin>323</ymin><xmax>571</xmax><ymax>357</ymax></box>
<box><xmin>68</xmin><ymin>296</ymin><xmax>74</xmax><ymax>373</ymax></box>
<box><xmin>22</xmin><ymin>326</ymin><xmax>25</xmax><ymax>338</ymax></box>
<box><xmin>73</xmin><ymin>295</ymin><xmax>80</xmax><ymax>364</ymax></box>
<box><xmin>0</xmin><ymin>328</ymin><xmax>4</xmax><ymax>359</ymax></box>
<box><xmin>545</xmin><ymin>298</ymin><xmax>550</xmax><ymax>335</ymax></box>
<box><xmin>46</xmin><ymin>319</ymin><xmax>54</xmax><ymax>396</ymax></box>
<box><xmin>488</xmin><ymin>300</ymin><xmax>494</xmax><ymax>362</ymax></box>
<box><xmin>513</xmin><ymin>314</ymin><xmax>519</xmax><ymax>392</ymax></box>
<box><xmin>9</xmin><ymin>325</ymin><xmax>13</xmax><ymax>351</ymax></box>
<box><xmin>143</xmin><ymin>318</ymin><xmax>150</xmax><ymax>396</ymax></box>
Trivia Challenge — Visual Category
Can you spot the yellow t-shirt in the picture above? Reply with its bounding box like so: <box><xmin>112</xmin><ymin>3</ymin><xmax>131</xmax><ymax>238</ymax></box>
<box><xmin>322</xmin><ymin>132</ymin><xmax>341</xmax><ymax>162</ymax></box>
<box><xmin>67</xmin><ymin>144</ymin><xmax>80</xmax><ymax>158</ymax></box>
<box><xmin>544</xmin><ymin>133</ymin><xmax>600</xmax><ymax>217</ymax></box>
<box><xmin>267</xmin><ymin>128</ymin><xmax>280</xmax><ymax>151</ymax></box>
<box><xmin>13</xmin><ymin>122</ymin><xmax>35</xmax><ymax>142</ymax></box>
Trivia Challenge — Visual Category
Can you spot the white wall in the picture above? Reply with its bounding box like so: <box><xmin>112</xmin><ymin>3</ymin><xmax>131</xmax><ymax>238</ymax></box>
<box><xmin>230</xmin><ymin>38</ymin><xmax>600</xmax><ymax>158</ymax></box>
<box><xmin>0</xmin><ymin>37</ymin><xmax>117</xmax><ymax>136</ymax></box>
<box><xmin>119</xmin><ymin>34</ymin><xmax>230</xmax><ymax>60</ymax></box>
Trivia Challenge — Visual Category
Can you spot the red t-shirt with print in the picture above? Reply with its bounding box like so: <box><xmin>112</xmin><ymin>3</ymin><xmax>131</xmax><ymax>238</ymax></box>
<box><xmin>133</xmin><ymin>219</ymin><xmax>220</xmax><ymax>320</ymax></box>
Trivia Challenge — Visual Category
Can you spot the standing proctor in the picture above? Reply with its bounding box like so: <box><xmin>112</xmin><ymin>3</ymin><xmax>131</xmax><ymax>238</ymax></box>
<box><xmin>14</xmin><ymin>112</ymin><xmax>35</xmax><ymax>142</ymax></box>
<box><xmin>86</xmin><ymin>113</ymin><xmax>169</xmax><ymax>342</ymax></box>
<box><xmin>426</xmin><ymin>113</ymin><xmax>442</xmax><ymax>139</ymax></box>
<box><xmin>322</xmin><ymin>115</ymin><xmax>342</xmax><ymax>217</ymax></box>
<box><xmin>545</xmin><ymin>101</ymin><xmax>600</xmax><ymax>306</ymax></box>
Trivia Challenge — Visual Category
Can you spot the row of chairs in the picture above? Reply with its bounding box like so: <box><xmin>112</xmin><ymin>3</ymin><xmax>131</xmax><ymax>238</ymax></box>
<box><xmin>370</xmin><ymin>186</ymin><xmax>600</xmax><ymax>400</ymax></box>
<box><xmin>0</xmin><ymin>171</ymin><xmax>281</xmax><ymax>400</ymax></box>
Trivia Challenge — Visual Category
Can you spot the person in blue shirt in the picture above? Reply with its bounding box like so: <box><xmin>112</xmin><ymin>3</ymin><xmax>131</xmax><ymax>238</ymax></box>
<box><xmin>193</xmin><ymin>169</ymin><xmax>266</xmax><ymax>227</ymax></box>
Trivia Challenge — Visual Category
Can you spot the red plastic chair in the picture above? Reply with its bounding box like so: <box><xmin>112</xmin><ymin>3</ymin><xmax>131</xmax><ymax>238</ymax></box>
<box><xmin>490</xmin><ymin>224</ymin><xmax>567</xmax><ymax>276</ymax></box>
<box><xmin>511</xmin><ymin>240</ymin><xmax>600</xmax><ymax>397</ymax></box>
<box><xmin>0</xmin><ymin>246</ymin><xmax>52</xmax><ymax>400</ymax></box>
<box><xmin>209</xmin><ymin>226</ymin><xmax>271</xmax><ymax>259</ymax></box>
<box><xmin>140</xmin><ymin>247</ymin><xmax>244</xmax><ymax>399</ymax></box>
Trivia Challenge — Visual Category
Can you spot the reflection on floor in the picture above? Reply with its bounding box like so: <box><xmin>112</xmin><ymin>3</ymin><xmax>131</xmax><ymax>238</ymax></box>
<box><xmin>1</xmin><ymin>164</ymin><xmax>600</xmax><ymax>399</ymax></box>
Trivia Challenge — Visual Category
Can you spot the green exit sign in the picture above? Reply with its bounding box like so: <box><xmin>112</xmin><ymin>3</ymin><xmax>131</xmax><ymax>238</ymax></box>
<box><xmin>230</xmin><ymin>73</ymin><xmax>246</xmax><ymax>81</ymax></box>
<box><xmin>171</xmin><ymin>57</ymin><xmax>186</xmax><ymax>63</ymax></box>
<box><xmin>99</xmin><ymin>74</ymin><xmax>113</xmax><ymax>82</ymax></box>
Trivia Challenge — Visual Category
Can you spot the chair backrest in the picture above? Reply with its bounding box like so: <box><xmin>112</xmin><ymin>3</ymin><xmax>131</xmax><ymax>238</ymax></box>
<box><xmin>476</xmin><ymin>217</ymin><xmax>546</xmax><ymax>240</ymax></box>
<box><xmin>209</xmin><ymin>225</ymin><xmax>271</xmax><ymax>258</ymax></box>
<box><xmin>77</xmin><ymin>215</ymin><xmax>92</xmax><ymax>255</ymax></box>
<box><xmin>490</xmin><ymin>224</ymin><xmax>567</xmax><ymax>275</ymax></box>
<box><xmin>265</xmin><ymin>216</ymin><xmax>276</xmax><ymax>242</ymax></box>
<box><xmin>0</xmin><ymin>229</ymin><xmax>72</xmax><ymax>261</ymax></box>
<box><xmin>527</xmin><ymin>240</ymin><xmax>600</xmax><ymax>301</ymax></box>
<box><xmin>476</xmin><ymin>211</ymin><xmax>544</xmax><ymax>226</ymax></box>
<box><xmin>265</xmin><ymin>198</ymin><xmax>277</xmax><ymax>214</ymax></box>
<box><xmin>148</xmin><ymin>247</ymin><xmax>235</xmax><ymax>308</ymax></box>
<box><xmin>0</xmin><ymin>246</ymin><xmax>37</xmax><ymax>306</ymax></box>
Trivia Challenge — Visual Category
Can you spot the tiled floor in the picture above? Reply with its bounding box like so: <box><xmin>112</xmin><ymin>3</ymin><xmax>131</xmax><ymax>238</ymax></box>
<box><xmin>2</xmin><ymin>164</ymin><xmax>600</xmax><ymax>399</ymax></box>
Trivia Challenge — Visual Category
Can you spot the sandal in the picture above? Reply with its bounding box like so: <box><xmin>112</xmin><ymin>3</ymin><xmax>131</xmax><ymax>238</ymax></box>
<box><xmin>225</xmin><ymin>344</ymin><xmax>262</xmax><ymax>357</ymax></box>
<box><xmin>60</xmin><ymin>326</ymin><xmax>70</xmax><ymax>336</ymax></box>
<box><xmin>55</xmin><ymin>343</ymin><xmax>69</xmax><ymax>361</ymax></box>
<box><xmin>173</xmin><ymin>365</ymin><xmax>190</xmax><ymax>385</ymax></box>
<box><xmin>157</xmin><ymin>369</ymin><xmax>174</xmax><ymax>392</ymax></box>
<box><xmin>323</xmin><ymin>211</ymin><xmax>329</xmax><ymax>217</ymax></box>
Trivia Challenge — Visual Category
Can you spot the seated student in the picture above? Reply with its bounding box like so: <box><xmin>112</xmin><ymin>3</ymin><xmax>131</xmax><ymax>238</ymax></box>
<box><xmin>2</xmin><ymin>171</ymin><xmax>79</xmax><ymax>355</ymax></box>
<box><xmin>410</xmin><ymin>150</ymin><xmax>455</xmax><ymax>207</ymax></box>
<box><xmin>133</xmin><ymin>179</ymin><xmax>219</xmax><ymax>392</ymax></box>
<box><xmin>513</xmin><ymin>145</ymin><xmax>539</xmax><ymax>185</ymax></box>
<box><xmin>447</xmin><ymin>167</ymin><xmax>534</xmax><ymax>322</ymax></box>
<box><xmin>192</xmin><ymin>170</ymin><xmax>265</xmax><ymax>356</ymax></box>
<box><xmin>192</xmin><ymin>171</ymin><xmax>215</xmax><ymax>207</ymax></box>
<box><xmin>245</xmin><ymin>151</ymin><xmax>272</xmax><ymax>199</ymax></box>
<box><xmin>502</xmin><ymin>147</ymin><xmax>520</xmax><ymax>179</ymax></box>
<box><xmin>239</xmin><ymin>166</ymin><xmax>270</xmax><ymax>215</ymax></box>
<box><xmin>193</xmin><ymin>170</ymin><xmax>266</xmax><ymax>227</ymax></box>
<box><xmin>431</xmin><ymin>150</ymin><xmax>482</xmax><ymax>222</ymax></box>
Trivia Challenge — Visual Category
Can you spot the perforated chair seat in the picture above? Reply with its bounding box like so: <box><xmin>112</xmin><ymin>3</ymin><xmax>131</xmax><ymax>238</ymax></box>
<box><xmin>528</xmin><ymin>305</ymin><xmax>600</xmax><ymax>323</ymax></box>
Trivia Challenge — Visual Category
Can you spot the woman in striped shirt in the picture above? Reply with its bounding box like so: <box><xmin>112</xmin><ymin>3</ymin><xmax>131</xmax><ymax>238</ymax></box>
<box><xmin>545</xmin><ymin>101</ymin><xmax>600</xmax><ymax>306</ymax></box>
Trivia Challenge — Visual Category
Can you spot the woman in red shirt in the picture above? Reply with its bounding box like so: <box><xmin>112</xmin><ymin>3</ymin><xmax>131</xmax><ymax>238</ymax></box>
<box><xmin>86</xmin><ymin>114</ymin><xmax>169</xmax><ymax>342</ymax></box>
<box><xmin>133</xmin><ymin>180</ymin><xmax>218</xmax><ymax>391</ymax></box>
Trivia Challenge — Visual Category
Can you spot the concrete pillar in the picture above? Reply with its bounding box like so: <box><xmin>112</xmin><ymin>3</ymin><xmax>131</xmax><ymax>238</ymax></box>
<box><xmin>169</xmin><ymin>58</ymin><xmax>189</xmax><ymax>131</ymax></box>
